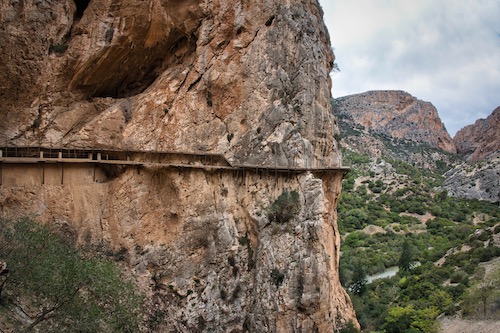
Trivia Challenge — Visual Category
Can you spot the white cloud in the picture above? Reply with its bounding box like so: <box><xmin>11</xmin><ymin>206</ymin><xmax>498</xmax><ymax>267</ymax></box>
<box><xmin>320</xmin><ymin>0</ymin><xmax>500</xmax><ymax>136</ymax></box>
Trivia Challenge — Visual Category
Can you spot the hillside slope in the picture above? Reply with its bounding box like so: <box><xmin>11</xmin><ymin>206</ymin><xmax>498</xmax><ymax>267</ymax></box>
<box><xmin>336</xmin><ymin>138</ymin><xmax>500</xmax><ymax>333</ymax></box>
<box><xmin>332</xmin><ymin>90</ymin><xmax>499</xmax><ymax>331</ymax></box>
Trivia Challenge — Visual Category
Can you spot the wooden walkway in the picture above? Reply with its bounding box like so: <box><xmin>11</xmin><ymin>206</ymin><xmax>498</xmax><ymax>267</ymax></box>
<box><xmin>0</xmin><ymin>146</ymin><xmax>350</xmax><ymax>175</ymax></box>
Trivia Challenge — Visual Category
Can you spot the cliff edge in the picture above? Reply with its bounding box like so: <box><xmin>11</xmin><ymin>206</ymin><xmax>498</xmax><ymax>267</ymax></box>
<box><xmin>0</xmin><ymin>0</ymin><xmax>355</xmax><ymax>331</ymax></box>
<box><xmin>453</xmin><ymin>106</ymin><xmax>500</xmax><ymax>162</ymax></box>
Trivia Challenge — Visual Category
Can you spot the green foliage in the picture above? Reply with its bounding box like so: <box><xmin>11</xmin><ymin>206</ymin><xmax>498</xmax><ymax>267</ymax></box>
<box><xmin>337</xmin><ymin>146</ymin><xmax>500</xmax><ymax>331</ymax></box>
<box><xmin>384</xmin><ymin>305</ymin><xmax>439</xmax><ymax>333</ymax></box>
<box><xmin>350</xmin><ymin>262</ymin><xmax>367</xmax><ymax>295</ymax></box>
<box><xmin>398</xmin><ymin>239</ymin><xmax>414</xmax><ymax>272</ymax></box>
<box><xmin>461</xmin><ymin>266</ymin><xmax>500</xmax><ymax>319</ymax></box>
<box><xmin>268</xmin><ymin>190</ymin><xmax>301</xmax><ymax>224</ymax></box>
<box><xmin>450</xmin><ymin>270</ymin><xmax>469</xmax><ymax>285</ymax></box>
<box><xmin>337</xmin><ymin>321</ymin><xmax>359</xmax><ymax>333</ymax></box>
<box><xmin>343</xmin><ymin>149</ymin><xmax>371</xmax><ymax>165</ymax></box>
<box><xmin>0</xmin><ymin>218</ymin><xmax>143</xmax><ymax>332</ymax></box>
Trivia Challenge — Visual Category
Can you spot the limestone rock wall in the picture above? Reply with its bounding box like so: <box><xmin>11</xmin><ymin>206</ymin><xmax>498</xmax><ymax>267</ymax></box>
<box><xmin>0</xmin><ymin>0</ymin><xmax>355</xmax><ymax>331</ymax></box>
<box><xmin>0</xmin><ymin>0</ymin><xmax>340</xmax><ymax>168</ymax></box>
<box><xmin>444</xmin><ymin>107</ymin><xmax>500</xmax><ymax>203</ymax></box>
<box><xmin>443</xmin><ymin>155</ymin><xmax>500</xmax><ymax>203</ymax></box>
<box><xmin>0</xmin><ymin>166</ymin><xmax>356</xmax><ymax>331</ymax></box>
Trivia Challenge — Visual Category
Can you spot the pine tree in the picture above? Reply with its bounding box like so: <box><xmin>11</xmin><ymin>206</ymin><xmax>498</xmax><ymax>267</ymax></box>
<box><xmin>398</xmin><ymin>239</ymin><xmax>414</xmax><ymax>272</ymax></box>
<box><xmin>350</xmin><ymin>262</ymin><xmax>367</xmax><ymax>295</ymax></box>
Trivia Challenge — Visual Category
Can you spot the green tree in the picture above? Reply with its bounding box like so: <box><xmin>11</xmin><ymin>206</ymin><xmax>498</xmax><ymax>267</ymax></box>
<box><xmin>0</xmin><ymin>218</ymin><xmax>143</xmax><ymax>332</ymax></box>
<box><xmin>384</xmin><ymin>305</ymin><xmax>415</xmax><ymax>333</ymax></box>
<box><xmin>337</xmin><ymin>321</ymin><xmax>359</xmax><ymax>333</ymax></box>
<box><xmin>462</xmin><ymin>266</ymin><xmax>500</xmax><ymax>318</ymax></box>
<box><xmin>350</xmin><ymin>262</ymin><xmax>367</xmax><ymax>295</ymax></box>
<box><xmin>428</xmin><ymin>289</ymin><xmax>453</xmax><ymax>312</ymax></box>
<box><xmin>399</xmin><ymin>239</ymin><xmax>414</xmax><ymax>272</ymax></box>
<box><xmin>384</xmin><ymin>305</ymin><xmax>439</xmax><ymax>333</ymax></box>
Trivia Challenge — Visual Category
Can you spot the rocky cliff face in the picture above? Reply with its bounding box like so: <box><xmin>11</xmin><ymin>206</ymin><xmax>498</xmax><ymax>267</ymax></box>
<box><xmin>453</xmin><ymin>107</ymin><xmax>500</xmax><ymax>162</ymax></box>
<box><xmin>0</xmin><ymin>0</ymin><xmax>355</xmax><ymax>331</ymax></box>
<box><xmin>442</xmin><ymin>107</ymin><xmax>500</xmax><ymax>203</ymax></box>
<box><xmin>442</xmin><ymin>155</ymin><xmax>500</xmax><ymax>203</ymax></box>
<box><xmin>332</xmin><ymin>91</ymin><xmax>458</xmax><ymax>170</ymax></box>
<box><xmin>333</xmin><ymin>90</ymin><xmax>456</xmax><ymax>154</ymax></box>
<box><xmin>0</xmin><ymin>0</ymin><xmax>340</xmax><ymax>168</ymax></box>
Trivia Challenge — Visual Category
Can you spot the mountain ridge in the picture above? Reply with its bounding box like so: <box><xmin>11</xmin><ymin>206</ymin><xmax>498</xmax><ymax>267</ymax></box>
<box><xmin>333</xmin><ymin>90</ymin><xmax>499</xmax><ymax>203</ymax></box>
<box><xmin>333</xmin><ymin>90</ymin><xmax>456</xmax><ymax>154</ymax></box>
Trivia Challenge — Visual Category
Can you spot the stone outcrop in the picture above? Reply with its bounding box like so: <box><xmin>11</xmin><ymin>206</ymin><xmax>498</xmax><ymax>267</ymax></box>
<box><xmin>333</xmin><ymin>90</ymin><xmax>456</xmax><ymax>154</ymax></box>
<box><xmin>332</xmin><ymin>92</ymin><xmax>458</xmax><ymax>170</ymax></box>
<box><xmin>453</xmin><ymin>107</ymin><xmax>500</xmax><ymax>162</ymax></box>
<box><xmin>443</xmin><ymin>154</ymin><xmax>500</xmax><ymax>203</ymax></box>
<box><xmin>0</xmin><ymin>0</ymin><xmax>355</xmax><ymax>331</ymax></box>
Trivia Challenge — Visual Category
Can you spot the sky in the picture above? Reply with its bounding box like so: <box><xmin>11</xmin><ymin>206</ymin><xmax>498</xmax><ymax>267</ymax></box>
<box><xmin>319</xmin><ymin>0</ymin><xmax>500</xmax><ymax>136</ymax></box>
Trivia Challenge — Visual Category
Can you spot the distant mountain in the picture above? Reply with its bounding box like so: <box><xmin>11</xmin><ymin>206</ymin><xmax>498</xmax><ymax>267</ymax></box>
<box><xmin>333</xmin><ymin>90</ymin><xmax>456</xmax><ymax>154</ymax></box>
<box><xmin>453</xmin><ymin>106</ymin><xmax>500</xmax><ymax>162</ymax></box>
<box><xmin>334</xmin><ymin>94</ymin><xmax>500</xmax><ymax>332</ymax></box>
<box><xmin>333</xmin><ymin>91</ymin><xmax>498</xmax><ymax>203</ymax></box>
<box><xmin>332</xmin><ymin>91</ymin><xmax>458</xmax><ymax>170</ymax></box>
<box><xmin>442</xmin><ymin>107</ymin><xmax>500</xmax><ymax>203</ymax></box>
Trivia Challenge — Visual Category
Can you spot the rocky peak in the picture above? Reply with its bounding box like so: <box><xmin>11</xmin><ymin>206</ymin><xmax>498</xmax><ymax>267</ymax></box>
<box><xmin>453</xmin><ymin>106</ymin><xmax>500</xmax><ymax>161</ymax></box>
<box><xmin>333</xmin><ymin>90</ymin><xmax>456</xmax><ymax>153</ymax></box>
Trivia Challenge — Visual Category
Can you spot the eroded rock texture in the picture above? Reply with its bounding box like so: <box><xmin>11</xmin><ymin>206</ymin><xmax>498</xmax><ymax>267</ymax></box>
<box><xmin>453</xmin><ymin>106</ymin><xmax>499</xmax><ymax>162</ymax></box>
<box><xmin>444</xmin><ymin>106</ymin><xmax>500</xmax><ymax>203</ymax></box>
<box><xmin>333</xmin><ymin>90</ymin><xmax>456</xmax><ymax>154</ymax></box>
<box><xmin>0</xmin><ymin>0</ymin><xmax>355</xmax><ymax>331</ymax></box>
<box><xmin>0</xmin><ymin>0</ymin><xmax>340</xmax><ymax>168</ymax></box>
<box><xmin>443</xmin><ymin>155</ymin><xmax>500</xmax><ymax>203</ymax></box>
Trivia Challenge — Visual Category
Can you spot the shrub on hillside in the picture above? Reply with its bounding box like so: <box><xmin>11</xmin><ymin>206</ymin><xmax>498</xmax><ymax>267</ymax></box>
<box><xmin>0</xmin><ymin>218</ymin><xmax>143</xmax><ymax>332</ymax></box>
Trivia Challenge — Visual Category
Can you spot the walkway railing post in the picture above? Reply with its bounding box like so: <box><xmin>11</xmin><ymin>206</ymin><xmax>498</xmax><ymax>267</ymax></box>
<box><xmin>41</xmin><ymin>163</ymin><xmax>45</xmax><ymax>185</ymax></box>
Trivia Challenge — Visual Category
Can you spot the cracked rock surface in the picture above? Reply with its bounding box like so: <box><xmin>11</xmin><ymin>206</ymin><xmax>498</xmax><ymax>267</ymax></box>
<box><xmin>1</xmin><ymin>0</ymin><xmax>340</xmax><ymax>169</ymax></box>
<box><xmin>0</xmin><ymin>1</ymin><xmax>355</xmax><ymax>331</ymax></box>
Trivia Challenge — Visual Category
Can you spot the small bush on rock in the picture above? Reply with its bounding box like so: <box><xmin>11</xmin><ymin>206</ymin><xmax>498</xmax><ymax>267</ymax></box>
<box><xmin>268</xmin><ymin>190</ymin><xmax>301</xmax><ymax>224</ymax></box>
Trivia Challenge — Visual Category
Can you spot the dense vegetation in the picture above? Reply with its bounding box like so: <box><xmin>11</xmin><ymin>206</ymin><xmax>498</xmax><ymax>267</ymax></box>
<box><xmin>338</xmin><ymin>149</ymin><xmax>500</xmax><ymax>332</ymax></box>
<box><xmin>0</xmin><ymin>217</ymin><xmax>143</xmax><ymax>332</ymax></box>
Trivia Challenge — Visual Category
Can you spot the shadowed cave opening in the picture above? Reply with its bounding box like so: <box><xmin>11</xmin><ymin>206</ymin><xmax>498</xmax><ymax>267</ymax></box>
<box><xmin>74</xmin><ymin>0</ymin><xmax>91</xmax><ymax>19</ymax></box>
<box><xmin>77</xmin><ymin>34</ymin><xmax>197</xmax><ymax>99</ymax></box>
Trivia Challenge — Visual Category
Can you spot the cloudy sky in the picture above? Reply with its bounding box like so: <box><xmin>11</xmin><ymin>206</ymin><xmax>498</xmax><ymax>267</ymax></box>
<box><xmin>319</xmin><ymin>0</ymin><xmax>500</xmax><ymax>136</ymax></box>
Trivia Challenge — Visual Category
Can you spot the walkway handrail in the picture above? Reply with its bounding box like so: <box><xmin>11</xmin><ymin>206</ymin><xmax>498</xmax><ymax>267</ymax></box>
<box><xmin>0</xmin><ymin>146</ymin><xmax>350</xmax><ymax>174</ymax></box>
